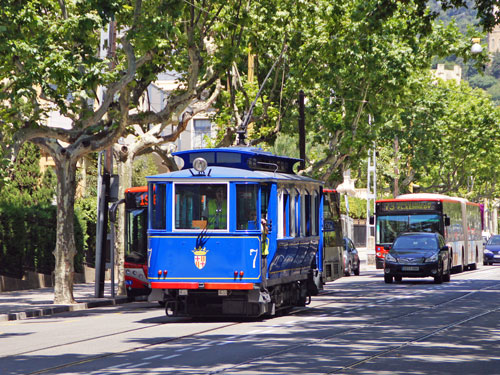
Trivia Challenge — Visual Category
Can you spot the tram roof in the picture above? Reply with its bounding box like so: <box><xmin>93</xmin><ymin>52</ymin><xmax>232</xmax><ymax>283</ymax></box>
<box><xmin>172</xmin><ymin>147</ymin><xmax>302</xmax><ymax>174</ymax></box>
<box><xmin>147</xmin><ymin>166</ymin><xmax>320</xmax><ymax>184</ymax></box>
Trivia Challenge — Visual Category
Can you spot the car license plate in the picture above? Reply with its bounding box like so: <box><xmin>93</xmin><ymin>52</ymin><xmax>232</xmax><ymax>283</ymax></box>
<box><xmin>494</xmin><ymin>255</ymin><xmax>500</xmax><ymax>258</ymax></box>
<box><xmin>402</xmin><ymin>266</ymin><xmax>419</xmax><ymax>271</ymax></box>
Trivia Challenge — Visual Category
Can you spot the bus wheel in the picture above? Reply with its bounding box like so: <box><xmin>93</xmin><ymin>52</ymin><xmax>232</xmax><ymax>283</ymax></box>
<box><xmin>384</xmin><ymin>275</ymin><xmax>393</xmax><ymax>283</ymax></box>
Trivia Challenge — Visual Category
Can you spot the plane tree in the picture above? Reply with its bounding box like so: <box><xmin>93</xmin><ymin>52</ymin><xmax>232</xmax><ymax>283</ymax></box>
<box><xmin>213</xmin><ymin>0</ymin><xmax>487</xmax><ymax>185</ymax></box>
<box><xmin>0</xmin><ymin>0</ymin><xmax>247</xmax><ymax>304</ymax></box>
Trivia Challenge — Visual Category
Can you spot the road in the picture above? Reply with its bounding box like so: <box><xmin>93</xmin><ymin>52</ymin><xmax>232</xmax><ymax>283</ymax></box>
<box><xmin>1</xmin><ymin>265</ymin><xmax>500</xmax><ymax>375</ymax></box>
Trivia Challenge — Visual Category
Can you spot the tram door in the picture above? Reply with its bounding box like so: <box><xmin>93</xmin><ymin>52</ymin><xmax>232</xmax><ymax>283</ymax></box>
<box><xmin>322</xmin><ymin>191</ymin><xmax>343</xmax><ymax>282</ymax></box>
<box><xmin>261</xmin><ymin>183</ymin><xmax>276</xmax><ymax>279</ymax></box>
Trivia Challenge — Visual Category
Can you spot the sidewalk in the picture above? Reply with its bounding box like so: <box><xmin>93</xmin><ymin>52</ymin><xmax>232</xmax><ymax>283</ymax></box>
<box><xmin>0</xmin><ymin>282</ymin><xmax>132</xmax><ymax>322</ymax></box>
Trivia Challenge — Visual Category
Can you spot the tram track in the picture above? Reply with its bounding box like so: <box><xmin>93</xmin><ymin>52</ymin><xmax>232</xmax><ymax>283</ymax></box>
<box><xmin>18</xmin><ymin>267</ymin><xmax>500</xmax><ymax>375</ymax></box>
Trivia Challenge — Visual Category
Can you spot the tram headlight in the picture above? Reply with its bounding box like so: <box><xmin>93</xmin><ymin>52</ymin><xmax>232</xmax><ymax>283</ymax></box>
<box><xmin>425</xmin><ymin>252</ymin><xmax>439</xmax><ymax>263</ymax></box>
<box><xmin>193</xmin><ymin>157</ymin><xmax>208</xmax><ymax>172</ymax></box>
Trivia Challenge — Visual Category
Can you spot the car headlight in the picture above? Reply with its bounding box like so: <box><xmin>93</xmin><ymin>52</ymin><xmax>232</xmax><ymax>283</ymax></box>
<box><xmin>425</xmin><ymin>252</ymin><xmax>439</xmax><ymax>263</ymax></box>
<box><xmin>484</xmin><ymin>249</ymin><xmax>493</xmax><ymax>254</ymax></box>
<box><xmin>385</xmin><ymin>253</ymin><xmax>397</xmax><ymax>262</ymax></box>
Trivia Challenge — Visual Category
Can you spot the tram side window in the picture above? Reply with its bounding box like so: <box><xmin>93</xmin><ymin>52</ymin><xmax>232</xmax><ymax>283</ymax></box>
<box><xmin>300</xmin><ymin>194</ymin><xmax>306</xmax><ymax>237</ymax></box>
<box><xmin>175</xmin><ymin>184</ymin><xmax>227</xmax><ymax>230</ymax></box>
<box><xmin>290</xmin><ymin>193</ymin><xmax>297</xmax><ymax>237</ymax></box>
<box><xmin>236</xmin><ymin>184</ymin><xmax>258</xmax><ymax>230</ymax></box>
<box><xmin>150</xmin><ymin>184</ymin><xmax>166</xmax><ymax>230</ymax></box>
<box><xmin>311</xmin><ymin>193</ymin><xmax>317</xmax><ymax>236</ymax></box>
<box><xmin>282</xmin><ymin>192</ymin><xmax>289</xmax><ymax>237</ymax></box>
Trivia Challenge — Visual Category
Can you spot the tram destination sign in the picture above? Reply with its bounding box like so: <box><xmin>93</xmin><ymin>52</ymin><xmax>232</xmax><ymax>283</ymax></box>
<box><xmin>378</xmin><ymin>201</ymin><xmax>439</xmax><ymax>213</ymax></box>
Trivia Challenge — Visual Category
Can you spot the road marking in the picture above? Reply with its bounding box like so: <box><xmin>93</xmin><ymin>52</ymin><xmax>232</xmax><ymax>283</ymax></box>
<box><xmin>217</xmin><ymin>340</ymin><xmax>235</xmax><ymax>345</ymax></box>
<box><xmin>144</xmin><ymin>354</ymin><xmax>163</xmax><ymax>360</ymax></box>
<box><xmin>163</xmin><ymin>354</ymin><xmax>181</xmax><ymax>360</ymax></box>
<box><xmin>110</xmin><ymin>362</ymin><xmax>132</xmax><ymax>368</ymax></box>
<box><xmin>128</xmin><ymin>361</ymin><xmax>149</xmax><ymax>369</ymax></box>
<box><xmin>175</xmin><ymin>347</ymin><xmax>191</xmax><ymax>352</ymax></box>
<box><xmin>193</xmin><ymin>347</ymin><xmax>209</xmax><ymax>351</ymax></box>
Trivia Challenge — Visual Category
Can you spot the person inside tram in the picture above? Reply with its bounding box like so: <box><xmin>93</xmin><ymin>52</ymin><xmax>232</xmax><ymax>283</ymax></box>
<box><xmin>206</xmin><ymin>187</ymin><xmax>227</xmax><ymax>229</ymax></box>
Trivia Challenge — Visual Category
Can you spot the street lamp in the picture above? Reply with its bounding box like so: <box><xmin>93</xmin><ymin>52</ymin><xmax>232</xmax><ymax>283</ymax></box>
<box><xmin>471</xmin><ymin>38</ymin><xmax>483</xmax><ymax>55</ymax></box>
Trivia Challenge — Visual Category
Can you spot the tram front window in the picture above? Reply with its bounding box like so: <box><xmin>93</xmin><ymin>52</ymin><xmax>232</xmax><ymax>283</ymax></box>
<box><xmin>377</xmin><ymin>214</ymin><xmax>442</xmax><ymax>244</ymax></box>
<box><xmin>236</xmin><ymin>184</ymin><xmax>258</xmax><ymax>230</ymax></box>
<box><xmin>175</xmin><ymin>184</ymin><xmax>228</xmax><ymax>230</ymax></box>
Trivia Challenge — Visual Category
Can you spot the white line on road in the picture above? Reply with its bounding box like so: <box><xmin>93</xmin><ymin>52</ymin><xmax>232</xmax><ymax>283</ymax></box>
<box><xmin>144</xmin><ymin>354</ymin><xmax>163</xmax><ymax>360</ymax></box>
<box><xmin>163</xmin><ymin>354</ymin><xmax>181</xmax><ymax>360</ymax></box>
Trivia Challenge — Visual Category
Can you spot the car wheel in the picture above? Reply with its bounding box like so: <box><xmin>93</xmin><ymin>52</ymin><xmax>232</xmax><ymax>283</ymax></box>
<box><xmin>384</xmin><ymin>274</ymin><xmax>393</xmax><ymax>283</ymax></box>
<box><xmin>344</xmin><ymin>262</ymin><xmax>351</xmax><ymax>276</ymax></box>
<box><xmin>443</xmin><ymin>272</ymin><xmax>450</xmax><ymax>282</ymax></box>
<box><xmin>434</xmin><ymin>270</ymin><xmax>443</xmax><ymax>284</ymax></box>
<box><xmin>394</xmin><ymin>275</ymin><xmax>402</xmax><ymax>282</ymax></box>
<box><xmin>353</xmin><ymin>261</ymin><xmax>360</xmax><ymax>276</ymax></box>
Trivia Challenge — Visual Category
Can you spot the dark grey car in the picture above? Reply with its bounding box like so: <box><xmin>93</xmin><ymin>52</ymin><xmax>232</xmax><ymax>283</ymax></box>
<box><xmin>384</xmin><ymin>232</ymin><xmax>451</xmax><ymax>284</ymax></box>
<box><xmin>343</xmin><ymin>237</ymin><xmax>360</xmax><ymax>276</ymax></box>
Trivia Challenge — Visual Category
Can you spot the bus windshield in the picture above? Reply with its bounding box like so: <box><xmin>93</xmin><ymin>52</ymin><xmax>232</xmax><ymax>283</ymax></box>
<box><xmin>377</xmin><ymin>214</ymin><xmax>442</xmax><ymax>244</ymax></box>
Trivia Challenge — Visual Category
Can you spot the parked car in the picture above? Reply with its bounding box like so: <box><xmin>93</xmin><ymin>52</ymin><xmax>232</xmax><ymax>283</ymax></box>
<box><xmin>484</xmin><ymin>235</ymin><xmax>500</xmax><ymax>265</ymax></box>
<box><xmin>343</xmin><ymin>237</ymin><xmax>360</xmax><ymax>276</ymax></box>
<box><xmin>383</xmin><ymin>232</ymin><xmax>451</xmax><ymax>284</ymax></box>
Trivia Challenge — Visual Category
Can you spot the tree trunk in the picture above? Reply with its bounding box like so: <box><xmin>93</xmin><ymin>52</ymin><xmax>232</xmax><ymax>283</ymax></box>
<box><xmin>53</xmin><ymin>155</ymin><xmax>78</xmax><ymax>304</ymax></box>
<box><xmin>115</xmin><ymin>155</ymin><xmax>134</xmax><ymax>296</ymax></box>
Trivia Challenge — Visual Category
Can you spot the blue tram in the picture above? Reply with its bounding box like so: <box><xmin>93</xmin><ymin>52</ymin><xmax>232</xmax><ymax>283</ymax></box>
<box><xmin>147</xmin><ymin>147</ymin><xmax>343</xmax><ymax>317</ymax></box>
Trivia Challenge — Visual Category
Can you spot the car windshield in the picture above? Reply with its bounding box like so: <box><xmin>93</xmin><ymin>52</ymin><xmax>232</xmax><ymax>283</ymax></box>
<box><xmin>487</xmin><ymin>236</ymin><xmax>500</xmax><ymax>245</ymax></box>
<box><xmin>393</xmin><ymin>235</ymin><xmax>438</xmax><ymax>251</ymax></box>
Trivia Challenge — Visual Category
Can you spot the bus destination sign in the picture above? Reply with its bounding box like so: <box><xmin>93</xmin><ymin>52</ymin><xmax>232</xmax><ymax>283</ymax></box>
<box><xmin>378</xmin><ymin>201</ymin><xmax>438</xmax><ymax>213</ymax></box>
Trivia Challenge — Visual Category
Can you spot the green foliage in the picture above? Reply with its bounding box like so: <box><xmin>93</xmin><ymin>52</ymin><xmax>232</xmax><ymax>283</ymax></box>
<box><xmin>339</xmin><ymin>196</ymin><xmax>367</xmax><ymax>219</ymax></box>
<box><xmin>0</xmin><ymin>202</ymin><xmax>92</xmax><ymax>277</ymax></box>
<box><xmin>468</xmin><ymin>74</ymin><xmax>497</xmax><ymax>89</ymax></box>
<box><xmin>132</xmin><ymin>154</ymin><xmax>159</xmax><ymax>187</ymax></box>
<box><xmin>74</xmin><ymin>195</ymin><xmax>98</xmax><ymax>268</ymax></box>
<box><xmin>0</xmin><ymin>143</ymin><xmax>56</xmax><ymax>206</ymax></box>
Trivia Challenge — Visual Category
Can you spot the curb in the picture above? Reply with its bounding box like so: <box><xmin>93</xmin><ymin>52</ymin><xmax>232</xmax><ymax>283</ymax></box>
<box><xmin>0</xmin><ymin>296</ymin><xmax>131</xmax><ymax>322</ymax></box>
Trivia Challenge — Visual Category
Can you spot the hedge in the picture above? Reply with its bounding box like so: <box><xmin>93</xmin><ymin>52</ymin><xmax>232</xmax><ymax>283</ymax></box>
<box><xmin>0</xmin><ymin>201</ymin><xmax>97</xmax><ymax>279</ymax></box>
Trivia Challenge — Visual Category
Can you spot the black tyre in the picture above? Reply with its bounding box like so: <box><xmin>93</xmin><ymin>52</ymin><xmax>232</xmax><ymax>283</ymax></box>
<box><xmin>395</xmin><ymin>275</ymin><xmax>402</xmax><ymax>282</ymax></box>
<box><xmin>344</xmin><ymin>262</ymin><xmax>351</xmax><ymax>276</ymax></box>
<box><xmin>353</xmin><ymin>261</ymin><xmax>360</xmax><ymax>276</ymax></box>
<box><xmin>434</xmin><ymin>270</ymin><xmax>443</xmax><ymax>284</ymax></box>
<box><xmin>443</xmin><ymin>272</ymin><xmax>450</xmax><ymax>282</ymax></box>
<box><xmin>384</xmin><ymin>274</ymin><xmax>393</xmax><ymax>283</ymax></box>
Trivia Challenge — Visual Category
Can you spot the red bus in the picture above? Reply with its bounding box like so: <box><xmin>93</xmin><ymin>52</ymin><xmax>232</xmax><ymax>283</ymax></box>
<box><xmin>124</xmin><ymin>186</ymin><xmax>149</xmax><ymax>296</ymax></box>
<box><xmin>374</xmin><ymin>193</ymin><xmax>482</xmax><ymax>272</ymax></box>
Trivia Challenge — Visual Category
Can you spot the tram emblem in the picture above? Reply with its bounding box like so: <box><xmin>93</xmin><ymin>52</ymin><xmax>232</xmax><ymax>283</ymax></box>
<box><xmin>193</xmin><ymin>247</ymin><xmax>209</xmax><ymax>269</ymax></box>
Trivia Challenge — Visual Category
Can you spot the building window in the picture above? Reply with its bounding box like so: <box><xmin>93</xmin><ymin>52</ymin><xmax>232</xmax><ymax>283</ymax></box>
<box><xmin>193</xmin><ymin>119</ymin><xmax>212</xmax><ymax>149</ymax></box>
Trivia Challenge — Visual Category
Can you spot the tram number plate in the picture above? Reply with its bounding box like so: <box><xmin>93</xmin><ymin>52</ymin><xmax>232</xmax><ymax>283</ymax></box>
<box><xmin>402</xmin><ymin>266</ymin><xmax>419</xmax><ymax>271</ymax></box>
<box><xmin>179</xmin><ymin>289</ymin><xmax>188</xmax><ymax>296</ymax></box>
<box><xmin>218</xmin><ymin>290</ymin><xmax>228</xmax><ymax>296</ymax></box>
